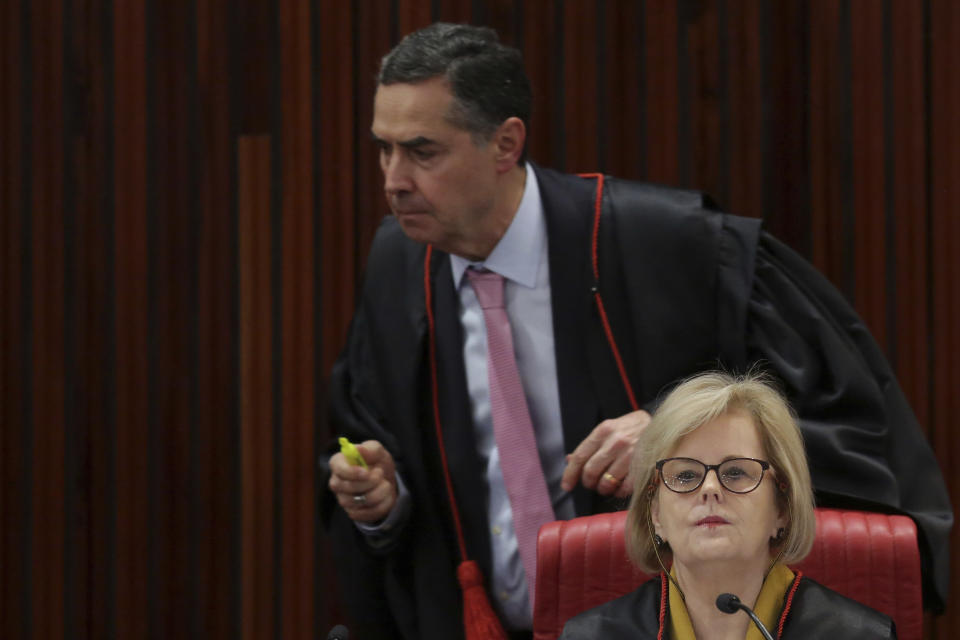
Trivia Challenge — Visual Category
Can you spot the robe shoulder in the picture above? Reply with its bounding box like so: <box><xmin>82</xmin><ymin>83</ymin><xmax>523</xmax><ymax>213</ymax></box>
<box><xmin>559</xmin><ymin>578</ymin><xmax>663</xmax><ymax>640</ymax></box>
<box><xmin>782</xmin><ymin>578</ymin><xmax>896</xmax><ymax>639</ymax></box>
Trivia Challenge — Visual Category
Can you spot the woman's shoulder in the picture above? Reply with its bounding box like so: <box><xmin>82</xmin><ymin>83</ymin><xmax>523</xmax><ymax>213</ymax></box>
<box><xmin>780</xmin><ymin>576</ymin><xmax>896</xmax><ymax>639</ymax></box>
<box><xmin>558</xmin><ymin>577</ymin><xmax>663</xmax><ymax>640</ymax></box>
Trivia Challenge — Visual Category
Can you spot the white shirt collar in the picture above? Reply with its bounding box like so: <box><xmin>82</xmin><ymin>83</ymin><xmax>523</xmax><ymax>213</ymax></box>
<box><xmin>450</xmin><ymin>163</ymin><xmax>544</xmax><ymax>289</ymax></box>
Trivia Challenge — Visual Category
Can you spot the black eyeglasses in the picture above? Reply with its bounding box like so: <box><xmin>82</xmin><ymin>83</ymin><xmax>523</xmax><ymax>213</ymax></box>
<box><xmin>656</xmin><ymin>457</ymin><xmax>770</xmax><ymax>494</ymax></box>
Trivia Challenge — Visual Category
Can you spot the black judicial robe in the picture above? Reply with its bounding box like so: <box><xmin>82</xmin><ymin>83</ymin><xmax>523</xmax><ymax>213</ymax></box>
<box><xmin>320</xmin><ymin>166</ymin><xmax>950</xmax><ymax>639</ymax></box>
<box><xmin>559</xmin><ymin>575</ymin><xmax>896</xmax><ymax>639</ymax></box>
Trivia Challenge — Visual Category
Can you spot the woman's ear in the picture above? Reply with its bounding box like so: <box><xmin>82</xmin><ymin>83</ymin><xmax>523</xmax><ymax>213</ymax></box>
<box><xmin>774</xmin><ymin>476</ymin><xmax>790</xmax><ymax>524</ymax></box>
<box><xmin>773</xmin><ymin>513</ymin><xmax>788</xmax><ymax>540</ymax></box>
<box><xmin>650</xmin><ymin>491</ymin><xmax>662</xmax><ymax>536</ymax></box>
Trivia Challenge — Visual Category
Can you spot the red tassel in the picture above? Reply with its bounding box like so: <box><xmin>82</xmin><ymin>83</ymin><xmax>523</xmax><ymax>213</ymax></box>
<box><xmin>457</xmin><ymin>560</ymin><xmax>508</xmax><ymax>640</ymax></box>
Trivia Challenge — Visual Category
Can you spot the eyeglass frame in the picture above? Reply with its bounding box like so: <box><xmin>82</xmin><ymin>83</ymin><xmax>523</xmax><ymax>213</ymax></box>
<box><xmin>655</xmin><ymin>457</ymin><xmax>771</xmax><ymax>494</ymax></box>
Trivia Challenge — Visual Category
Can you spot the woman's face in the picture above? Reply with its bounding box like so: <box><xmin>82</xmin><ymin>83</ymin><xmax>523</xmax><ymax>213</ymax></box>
<box><xmin>651</xmin><ymin>409</ymin><xmax>786</xmax><ymax>572</ymax></box>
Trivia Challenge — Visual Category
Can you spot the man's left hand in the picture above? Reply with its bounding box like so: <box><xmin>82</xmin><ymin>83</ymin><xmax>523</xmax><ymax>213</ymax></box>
<box><xmin>561</xmin><ymin>409</ymin><xmax>652</xmax><ymax>499</ymax></box>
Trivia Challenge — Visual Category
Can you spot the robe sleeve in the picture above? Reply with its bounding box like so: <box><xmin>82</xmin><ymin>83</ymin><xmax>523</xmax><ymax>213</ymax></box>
<box><xmin>317</xmin><ymin>270</ymin><xmax>422</xmax><ymax>639</ymax></box>
<box><xmin>745</xmin><ymin>231</ymin><xmax>952</xmax><ymax>612</ymax></box>
<box><xmin>320</xmin><ymin>301</ymin><xmax>414</xmax><ymax>547</ymax></box>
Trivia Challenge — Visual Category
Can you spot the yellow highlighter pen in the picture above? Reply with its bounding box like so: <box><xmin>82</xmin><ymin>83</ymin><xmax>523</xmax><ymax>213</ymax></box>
<box><xmin>338</xmin><ymin>437</ymin><xmax>369</xmax><ymax>469</ymax></box>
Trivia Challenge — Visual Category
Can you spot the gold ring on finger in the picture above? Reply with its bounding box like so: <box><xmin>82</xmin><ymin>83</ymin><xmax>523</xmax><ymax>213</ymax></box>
<box><xmin>603</xmin><ymin>472</ymin><xmax>622</xmax><ymax>485</ymax></box>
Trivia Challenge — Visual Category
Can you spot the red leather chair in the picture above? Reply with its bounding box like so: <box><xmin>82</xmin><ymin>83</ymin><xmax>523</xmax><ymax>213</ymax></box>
<box><xmin>534</xmin><ymin>508</ymin><xmax>922</xmax><ymax>640</ymax></box>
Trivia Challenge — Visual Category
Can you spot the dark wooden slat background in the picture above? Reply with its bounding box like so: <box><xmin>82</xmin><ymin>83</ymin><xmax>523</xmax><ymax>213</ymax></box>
<box><xmin>1</xmin><ymin>1</ymin><xmax>957</xmax><ymax>638</ymax></box>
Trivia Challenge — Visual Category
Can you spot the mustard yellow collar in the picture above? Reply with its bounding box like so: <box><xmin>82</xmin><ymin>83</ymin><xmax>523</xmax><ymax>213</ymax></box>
<box><xmin>668</xmin><ymin>563</ymin><xmax>795</xmax><ymax>639</ymax></box>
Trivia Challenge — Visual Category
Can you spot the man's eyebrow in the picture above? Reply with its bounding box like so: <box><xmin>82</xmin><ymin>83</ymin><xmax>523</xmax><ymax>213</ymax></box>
<box><xmin>370</xmin><ymin>133</ymin><xmax>438</xmax><ymax>149</ymax></box>
<box><xmin>397</xmin><ymin>136</ymin><xmax>437</xmax><ymax>149</ymax></box>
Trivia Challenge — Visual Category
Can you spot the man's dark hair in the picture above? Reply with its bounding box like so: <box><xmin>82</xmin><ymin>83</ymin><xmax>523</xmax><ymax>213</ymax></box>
<box><xmin>378</xmin><ymin>23</ymin><xmax>531</xmax><ymax>163</ymax></box>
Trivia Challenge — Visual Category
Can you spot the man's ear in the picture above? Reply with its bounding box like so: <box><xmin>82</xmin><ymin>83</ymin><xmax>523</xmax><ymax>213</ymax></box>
<box><xmin>492</xmin><ymin>117</ymin><xmax>526</xmax><ymax>171</ymax></box>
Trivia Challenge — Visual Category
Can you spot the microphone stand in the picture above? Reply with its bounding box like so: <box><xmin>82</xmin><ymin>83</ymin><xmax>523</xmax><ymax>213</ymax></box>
<box><xmin>716</xmin><ymin>593</ymin><xmax>775</xmax><ymax>640</ymax></box>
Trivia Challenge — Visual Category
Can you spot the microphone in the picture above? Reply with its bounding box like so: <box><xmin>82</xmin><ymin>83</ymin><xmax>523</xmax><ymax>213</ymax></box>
<box><xmin>326</xmin><ymin>624</ymin><xmax>349</xmax><ymax>640</ymax></box>
<box><xmin>715</xmin><ymin>593</ymin><xmax>774</xmax><ymax>640</ymax></box>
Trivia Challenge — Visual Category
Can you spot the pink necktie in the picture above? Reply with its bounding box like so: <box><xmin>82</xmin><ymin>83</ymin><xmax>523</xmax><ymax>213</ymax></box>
<box><xmin>466</xmin><ymin>268</ymin><xmax>556</xmax><ymax>604</ymax></box>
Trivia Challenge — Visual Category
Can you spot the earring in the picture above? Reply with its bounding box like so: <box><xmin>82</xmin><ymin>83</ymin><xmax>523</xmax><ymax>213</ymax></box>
<box><xmin>654</xmin><ymin>534</ymin><xmax>665</xmax><ymax>547</ymax></box>
<box><xmin>773</xmin><ymin>527</ymin><xmax>786</xmax><ymax>542</ymax></box>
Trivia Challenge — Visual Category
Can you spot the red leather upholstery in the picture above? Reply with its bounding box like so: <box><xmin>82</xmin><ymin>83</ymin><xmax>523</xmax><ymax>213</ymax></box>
<box><xmin>534</xmin><ymin>508</ymin><xmax>922</xmax><ymax>640</ymax></box>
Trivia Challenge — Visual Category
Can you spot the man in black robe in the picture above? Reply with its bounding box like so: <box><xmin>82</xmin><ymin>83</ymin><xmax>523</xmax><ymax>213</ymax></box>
<box><xmin>320</xmin><ymin>23</ymin><xmax>951</xmax><ymax>639</ymax></box>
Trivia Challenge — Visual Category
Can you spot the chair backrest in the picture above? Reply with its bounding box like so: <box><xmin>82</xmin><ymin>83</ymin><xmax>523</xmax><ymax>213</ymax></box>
<box><xmin>534</xmin><ymin>508</ymin><xmax>922</xmax><ymax>640</ymax></box>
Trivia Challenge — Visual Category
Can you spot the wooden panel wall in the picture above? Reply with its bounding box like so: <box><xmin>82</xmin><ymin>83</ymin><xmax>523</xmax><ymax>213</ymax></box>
<box><xmin>1</xmin><ymin>1</ymin><xmax>957</xmax><ymax>638</ymax></box>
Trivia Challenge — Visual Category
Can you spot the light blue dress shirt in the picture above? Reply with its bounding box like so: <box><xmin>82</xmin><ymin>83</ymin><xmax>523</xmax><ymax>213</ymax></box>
<box><xmin>449</xmin><ymin>165</ymin><xmax>574</xmax><ymax>629</ymax></box>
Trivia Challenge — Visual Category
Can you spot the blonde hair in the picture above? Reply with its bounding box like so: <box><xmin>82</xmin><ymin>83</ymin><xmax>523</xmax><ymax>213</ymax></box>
<box><xmin>625</xmin><ymin>371</ymin><xmax>816</xmax><ymax>572</ymax></box>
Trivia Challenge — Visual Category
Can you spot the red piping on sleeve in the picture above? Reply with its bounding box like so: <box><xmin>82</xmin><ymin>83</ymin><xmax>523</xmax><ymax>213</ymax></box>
<box><xmin>657</xmin><ymin>572</ymin><xmax>668</xmax><ymax>640</ymax></box>
<box><xmin>424</xmin><ymin>245</ymin><xmax>469</xmax><ymax>561</ymax></box>
<box><xmin>579</xmin><ymin>172</ymin><xmax>640</xmax><ymax>412</ymax></box>
<box><xmin>777</xmin><ymin>571</ymin><xmax>803</xmax><ymax>638</ymax></box>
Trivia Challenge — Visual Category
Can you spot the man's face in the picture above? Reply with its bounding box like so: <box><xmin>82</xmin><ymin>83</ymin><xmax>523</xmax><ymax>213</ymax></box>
<box><xmin>371</xmin><ymin>77</ymin><xmax>502</xmax><ymax>257</ymax></box>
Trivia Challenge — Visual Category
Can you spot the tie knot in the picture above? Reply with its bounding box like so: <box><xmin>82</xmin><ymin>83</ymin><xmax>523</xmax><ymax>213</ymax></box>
<box><xmin>466</xmin><ymin>268</ymin><xmax>505</xmax><ymax>309</ymax></box>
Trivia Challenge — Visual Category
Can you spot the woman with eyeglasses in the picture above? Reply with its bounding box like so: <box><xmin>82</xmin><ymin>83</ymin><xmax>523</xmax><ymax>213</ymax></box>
<box><xmin>559</xmin><ymin>371</ymin><xmax>895</xmax><ymax>639</ymax></box>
